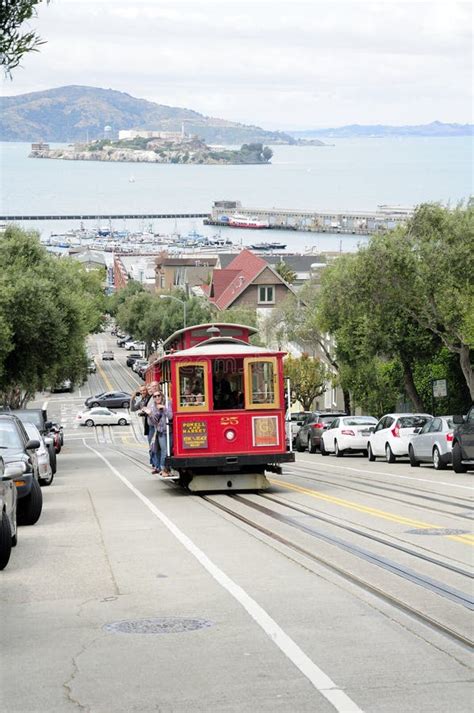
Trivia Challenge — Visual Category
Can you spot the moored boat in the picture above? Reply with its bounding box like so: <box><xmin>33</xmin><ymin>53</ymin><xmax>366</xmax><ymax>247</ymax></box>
<box><xmin>228</xmin><ymin>214</ymin><xmax>269</xmax><ymax>229</ymax></box>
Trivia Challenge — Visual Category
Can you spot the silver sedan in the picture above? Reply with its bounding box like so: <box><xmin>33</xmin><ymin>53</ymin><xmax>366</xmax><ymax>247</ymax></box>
<box><xmin>408</xmin><ymin>416</ymin><xmax>454</xmax><ymax>470</ymax></box>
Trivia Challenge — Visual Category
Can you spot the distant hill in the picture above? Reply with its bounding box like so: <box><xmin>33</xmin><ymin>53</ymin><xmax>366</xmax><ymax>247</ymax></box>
<box><xmin>289</xmin><ymin>121</ymin><xmax>473</xmax><ymax>138</ymax></box>
<box><xmin>0</xmin><ymin>85</ymin><xmax>294</xmax><ymax>144</ymax></box>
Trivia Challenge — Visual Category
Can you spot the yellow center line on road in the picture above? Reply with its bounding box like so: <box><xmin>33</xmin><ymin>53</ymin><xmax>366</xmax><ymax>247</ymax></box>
<box><xmin>270</xmin><ymin>478</ymin><xmax>474</xmax><ymax>546</ymax></box>
<box><xmin>95</xmin><ymin>357</ymin><xmax>114</xmax><ymax>391</ymax></box>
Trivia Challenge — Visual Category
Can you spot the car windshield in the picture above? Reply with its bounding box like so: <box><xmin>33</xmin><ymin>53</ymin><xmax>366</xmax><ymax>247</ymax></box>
<box><xmin>291</xmin><ymin>413</ymin><xmax>309</xmax><ymax>422</ymax></box>
<box><xmin>398</xmin><ymin>416</ymin><xmax>430</xmax><ymax>428</ymax></box>
<box><xmin>0</xmin><ymin>422</ymin><xmax>23</xmax><ymax>449</ymax></box>
<box><xmin>343</xmin><ymin>417</ymin><xmax>377</xmax><ymax>426</ymax></box>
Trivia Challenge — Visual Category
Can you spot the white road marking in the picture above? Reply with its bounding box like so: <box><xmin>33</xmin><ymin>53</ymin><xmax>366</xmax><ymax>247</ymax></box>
<box><xmin>290</xmin><ymin>460</ymin><xmax>474</xmax><ymax>492</ymax></box>
<box><xmin>84</xmin><ymin>441</ymin><xmax>364</xmax><ymax>713</ymax></box>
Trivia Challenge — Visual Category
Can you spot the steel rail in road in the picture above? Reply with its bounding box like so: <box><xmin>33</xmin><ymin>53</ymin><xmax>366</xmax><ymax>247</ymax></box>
<box><xmin>0</xmin><ymin>212</ymin><xmax>210</xmax><ymax>221</ymax></box>
<box><xmin>202</xmin><ymin>494</ymin><xmax>474</xmax><ymax>649</ymax></box>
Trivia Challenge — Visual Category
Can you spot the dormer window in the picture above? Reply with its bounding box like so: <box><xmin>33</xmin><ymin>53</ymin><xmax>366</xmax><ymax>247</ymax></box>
<box><xmin>258</xmin><ymin>286</ymin><xmax>274</xmax><ymax>304</ymax></box>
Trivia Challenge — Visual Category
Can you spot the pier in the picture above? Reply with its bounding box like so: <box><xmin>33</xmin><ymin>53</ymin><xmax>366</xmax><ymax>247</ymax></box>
<box><xmin>0</xmin><ymin>212</ymin><xmax>210</xmax><ymax>221</ymax></box>
<box><xmin>205</xmin><ymin>201</ymin><xmax>414</xmax><ymax>234</ymax></box>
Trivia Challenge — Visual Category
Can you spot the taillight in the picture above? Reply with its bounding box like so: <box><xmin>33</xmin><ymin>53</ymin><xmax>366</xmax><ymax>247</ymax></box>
<box><xmin>341</xmin><ymin>429</ymin><xmax>355</xmax><ymax>436</ymax></box>
<box><xmin>446</xmin><ymin>432</ymin><xmax>454</xmax><ymax>442</ymax></box>
<box><xmin>311</xmin><ymin>422</ymin><xmax>324</xmax><ymax>429</ymax></box>
<box><xmin>391</xmin><ymin>424</ymin><xmax>400</xmax><ymax>438</ymax></box>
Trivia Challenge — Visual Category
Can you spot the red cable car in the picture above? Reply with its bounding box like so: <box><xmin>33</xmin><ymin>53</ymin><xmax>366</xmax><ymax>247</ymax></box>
<box><xmin>145</xmin><ymin>323</ymin><xmax>295</xmax><ymax>491</ymax></box>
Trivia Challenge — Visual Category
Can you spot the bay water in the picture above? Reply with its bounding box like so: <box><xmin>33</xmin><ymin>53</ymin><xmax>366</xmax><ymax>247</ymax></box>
<box><xmin>1</xmin><ymin>137</ymin><xmax>471</xmax><ymax>253</ymax></box>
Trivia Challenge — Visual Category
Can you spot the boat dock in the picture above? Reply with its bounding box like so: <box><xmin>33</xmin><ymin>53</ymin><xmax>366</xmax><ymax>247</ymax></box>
<box><xmin>204</xmin><ymin>201</ymin><xmax>414</xmax><ymax>234</ymax></box>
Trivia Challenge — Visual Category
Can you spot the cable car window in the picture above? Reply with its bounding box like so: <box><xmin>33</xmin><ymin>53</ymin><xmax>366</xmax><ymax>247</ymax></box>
<box><xmin>244</xmin><ymin>358</ymin><xmax>279</xmax><ymax>409</ymax></box>
<box><xmin>212</xmin><ymin>358</ymin><xmax>245</xmax><ymax>410</ymax></box>
<box><xmin>177</xmin><ymin>363</ymin><xmax>207</xmax><ymax>410</ymax></box>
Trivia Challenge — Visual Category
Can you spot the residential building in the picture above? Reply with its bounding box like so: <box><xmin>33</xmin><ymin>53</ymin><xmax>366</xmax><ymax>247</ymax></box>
<box><xmin>155</xmin><ymin>256</ymin><xmax>218</xmax><ymax>292</ymax></box>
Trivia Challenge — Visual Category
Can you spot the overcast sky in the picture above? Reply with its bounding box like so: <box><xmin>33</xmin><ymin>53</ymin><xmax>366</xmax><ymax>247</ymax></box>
<box><xmin>2</xmin><ymin>0</ymin><xmax>472</xmax><ymax>129</ymax></box>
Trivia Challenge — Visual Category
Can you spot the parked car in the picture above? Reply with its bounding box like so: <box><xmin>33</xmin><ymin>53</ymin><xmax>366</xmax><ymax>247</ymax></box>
<box><xmin>320</xmin><ymin>415</ymin><xmax>378</xmax><ymax>457</ymax></box>
<box><xmin>23</xmin><ymin>422</ymin><xmax>54</xmax><ymax>486</ymax></box>
<box><xmin>367</xmin><ymin>413</ymin><xmax>432</xmax><ymax>463</ymax></box>
<box><xmin>125</xmin><ymin>340</ymin><xmax>146</xmax><ymax>351</ymax></box>
<box><xmin>11</xmin><ymin>408</ymin><xmax>59</xmax><ymax>467</ymax></box>
<box><xmin>84</xmin><ymin>391</ymin><xmax>131</xmax><ymax>409</ymax></box>
<box><xmin>126</xmin><ymin>353</ymin><xmax>143</xmax><ymax>367</ymax></box>
<box><xmin>116</xmin><ymin>335</ymin><xmax>131</xmax><ymax>347</ymax></box>
<box><xmin>295</xmin><ymin>411</ymin><xmax>347</xmax><ymax>453</ymax></box>
<box><xmin>0</xmin><ymin>414</ymin><xmax>43</xmax><ymax>526</ymax></box>
<box><xmin>0</xmin><ymin>455</ymin><xmax>20</xmax><ymax>570</ymax></box>
<box><xmin>132</xmin><ymin>359</ymin><xmax>149</xmax><ymax>374</ymax></box>
<box><xmin>102</xmin><ymin>350</ymin><xmax>115</xmax><ymax>360</ymax></box>
<box><xmin>288</xmin><ymin>412</ymin><xmax>312</xmax><ymax>446</ymax></box>
<box><xmin>451</xmin><ymin>404</ymin><xmax>474</xmax><ymax>473</ymax></box>
<box><xmin>408</xmin><ymin>416</ymin><xmax>454</xmax><ymax>470</ymax></box>
<box><xmin>50</xmin><ymin>379</ymin><xmax>73</xmax><ymax>393</ymax></box>
<box><xmin>76</xmin><ymin>408</ymin><xmax>129</xmax><ymax>427</ymax></box>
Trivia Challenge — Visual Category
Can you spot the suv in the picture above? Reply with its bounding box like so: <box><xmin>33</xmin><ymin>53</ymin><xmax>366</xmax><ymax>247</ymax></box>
<box><xmin>295</xmin><ymin>411</ymin><xmax>347</xmax><ymax>453</ymax></box>
<box><xmin>0</xmin><ymin>414</ymin><xmax>43</xmax><ymax>526</ymax></box>
<box><xmin>451</xmin><ymin>405</ymin><xmax>474</xmax><ymax>473</ymax></box>
<box><xmin>288</xmin><ymin>412</ymin><xmax>312</xmax><ymax>446</ymax></box>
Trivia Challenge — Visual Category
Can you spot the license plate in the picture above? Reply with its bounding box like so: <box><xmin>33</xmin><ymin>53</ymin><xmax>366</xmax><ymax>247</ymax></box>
<box><xmin>360</xmin><ymin>430</ymin><xmax>370</xmax><ymax>436</ymax></box>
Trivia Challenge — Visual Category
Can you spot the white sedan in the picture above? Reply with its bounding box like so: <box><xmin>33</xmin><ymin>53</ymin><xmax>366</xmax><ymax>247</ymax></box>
<box><xmin>320</xmin><ymin>415</ymin><xmax>378</xmax><ymax>457</ymax></box>
<box><xmin>76</xmin><ymin>408</ymin><xmax>129</xmax><ymax>427</ymax></box>
<box><xmin>23</xmin><ymin>421</ymin><xmax>54</xmax><ymax>486</ymax></box>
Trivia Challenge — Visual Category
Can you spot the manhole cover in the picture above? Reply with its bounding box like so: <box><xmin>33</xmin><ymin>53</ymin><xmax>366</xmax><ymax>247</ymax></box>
<box><xmin>407</xmin><ymin>528</ymin><xmax>469</xmax><ymax>536</ymax></box>
<box><xmin>103</xmin><ymin>617</ymin><xmax>214</xmax><ymax>635</ymax></box>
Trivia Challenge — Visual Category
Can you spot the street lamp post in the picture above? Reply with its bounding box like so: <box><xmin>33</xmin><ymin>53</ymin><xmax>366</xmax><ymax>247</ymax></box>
<box><xmin>160</xmin><ymin>294</ymin><xmax>187</xmax><ymax>328</ymax></box>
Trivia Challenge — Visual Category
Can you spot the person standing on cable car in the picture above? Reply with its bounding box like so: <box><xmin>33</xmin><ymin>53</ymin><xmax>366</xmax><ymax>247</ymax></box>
<box><xmin>147</xmin><ymin>391</ymin><xmax>173</xmax><ymax>476</ymax></box>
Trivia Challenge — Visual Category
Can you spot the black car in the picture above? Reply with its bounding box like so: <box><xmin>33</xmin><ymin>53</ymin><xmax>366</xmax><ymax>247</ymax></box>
<box><xmin>295</xmin><ymin>410</ymin><xmax>347</xmax><ymax>453</ymax></box>
<box><xmin>85</xmin><ymin>391</ymin><xmax>131</xmax><ymax>409</ymax></box>
<box><xmin>126</xmin><ymin>353</ymin><xmax>142</xmax><ymax>367</ymax></box>
<box><xmin>0</xmin><ymin>414</ymin><xmax>43</xmax><ymax>526</ymax></box>
<box><xmin>452</xmin><ymin>404</ymin><xmax>474</xmax><ymax>473</ymax></box>
<box><xmin>11</xmin><ymin>408</ymin><xmax>58</xmax><ymax>474</ymax></box>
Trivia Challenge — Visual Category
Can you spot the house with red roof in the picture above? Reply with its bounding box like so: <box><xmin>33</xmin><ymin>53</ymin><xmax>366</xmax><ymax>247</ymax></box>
<box><xmin>204</xmin><ymin>249</ymin><xmax>297</xmax><ymax>311</ymax></box>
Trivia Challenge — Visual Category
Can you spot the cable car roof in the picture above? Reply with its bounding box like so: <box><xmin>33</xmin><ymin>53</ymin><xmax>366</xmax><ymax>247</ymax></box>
<box><xmin>166</xmin><ymin>343</ymin><xmax>285</xmax><ymax>358</ymax></box>
<box><xmin>163</xmin><ymin>322</ymin><xmax>258</xmax><ymax>348</ymax></box>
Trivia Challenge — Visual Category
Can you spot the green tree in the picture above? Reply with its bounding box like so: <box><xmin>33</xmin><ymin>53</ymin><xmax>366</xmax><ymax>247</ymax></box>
<box><xmin>284</xmin><ymin>354</ymin><xmax>328</xmax><ymax>411</ymax></box>
<box><xmin>0</xmin><ymin>226</ymin><xmax>106</xmax><ymax>407</ymax></box>
<box><xmin>275</xmin><ymin>260</ymin><xmax>296</xmax><ymax>284</ymax></box>
<box><xmin>1</xmin><ymin>1</ymin><xmax>50</xmax><ymax>77</ymax></box>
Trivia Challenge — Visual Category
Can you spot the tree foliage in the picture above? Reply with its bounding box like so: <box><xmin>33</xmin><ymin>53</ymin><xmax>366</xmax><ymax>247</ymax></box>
<box><xmin>284</xmin><ymin>354</ymin><xmax>329</xmax><ymax>411</ymax></box>
<box><xmin>1</xmin><ymin>0</ymin><xmax>50</xmax><ymax>77</ymax></box>
<box><xmin>0</xmin><ymin>226</ymin><xmax>106</xmax><ymax>407</ymax></box>
<box><xmin>275</xmin><ymin>260</ymin><xmax>296</xmax><ymax>285</ymax></box>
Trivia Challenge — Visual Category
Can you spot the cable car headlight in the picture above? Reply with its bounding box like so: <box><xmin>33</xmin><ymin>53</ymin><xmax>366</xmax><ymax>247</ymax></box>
<box><xmin>224</xmin><ymin>429</ymin><xmax>236</xmax><ymax>441</ymax></box>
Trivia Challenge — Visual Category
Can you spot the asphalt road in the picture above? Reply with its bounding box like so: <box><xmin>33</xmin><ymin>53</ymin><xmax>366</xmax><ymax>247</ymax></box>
<box><xmin>2</xmin><ymin>334</ymin><xmax>472</xmax><ymax>713</ymax></box>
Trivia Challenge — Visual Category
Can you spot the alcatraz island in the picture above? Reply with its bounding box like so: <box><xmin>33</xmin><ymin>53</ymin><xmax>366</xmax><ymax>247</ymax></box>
<box><xmin>29</xmin><ymin>130</ymin><xmax>274</xmax><ymax>165</ymax></box>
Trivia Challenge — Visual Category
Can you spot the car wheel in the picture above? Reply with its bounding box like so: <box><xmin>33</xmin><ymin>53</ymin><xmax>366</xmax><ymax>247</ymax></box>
<box><xmin>367</xmin><ymin>443</ymin><xmax>376</xmax><ymax>461</ymax></box>
<box><xmin>0</xmin><ymin>513</ymin><xmax>12</xmax><ymax>570</ymax></box>
<box><xmin>309</xmin><ymin>439</ymin><xmax>317</xmax><ymax>454</ymax></box>
<box><xmin>432</xmin><ymin>446</ymin><xmax>446</xmax><ymax>471</ymax></box>
<box><xmin>17</xmin><ymin>478</ymin><xmax>43</xmax><ymax>526</ymax></box>
<box><xmin>385</xmin><ymin>443</ymin><xmax>396</xmax><ymax>463</ymax></box>
<box><xmin>122</xmin><ymin>401</ymin><xmax>130</xmax><ymax>409</ymax></box>
<box><xmin>48</xmin><ymin>443</ymin><xmax>57</xmax><ymax>474</ymax></box>
<box><xmin>92</xmin><ymin>402</ymin><xmax>100</xmax><ymax>408</ymax></box>
<box><xmin>118</xmin><ymin>418</ymin><xmax>127</xmax><ymax>426</ymax></box>
<box><xmin>85</xmin><ymin>419</ymin><xmax>94</xmax><ymax>427</ymax></box>
<box><xmin>320</xmin><ymin>439</ymin><xmax>329</xmax><ymax>456</ymax></box>
<box><xmin>39</xmin><ymin>471</ymin><xmax>54</xmax><ymax>486</ymax></box>
<box><xmin>408</xmin><ymin>446</ymin><xmax>419</xmax><ymax>467</ymax></box>
<box><xmin>295</xmin><ymin>436</ymin><xmax>305</xmax><ymax>452</ymax></box>
<box><xmin>452</xmin><ymin>442</ymin><xmax>467</xmax><ymax>473</ymax></box>
<box><xmin>335</xmin><ymin>440</ymin><xmax>344</xmax><ymax>458</ymax></box>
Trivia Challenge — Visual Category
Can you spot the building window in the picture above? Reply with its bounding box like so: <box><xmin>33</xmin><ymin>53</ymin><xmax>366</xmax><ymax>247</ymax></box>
<box><xmin>258</xmin><ymin>286</ymin><xmax>274</xmax><ymax>304</ymax></box>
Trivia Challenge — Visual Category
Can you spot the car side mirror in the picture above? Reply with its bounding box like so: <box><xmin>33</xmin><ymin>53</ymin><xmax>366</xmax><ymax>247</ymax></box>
<box><xmin>3</xmin><ymin>462</ymin><xmax>26</xmax><ymax>479</ymax></box>
<box><xmin>413</xmin><ymin>427</ymin><xmax>420</xmax><ymax>434</ymax></box>
<box><xmin>452</xmin><ymin>414</ymin><xmax>465</xmax><ymax>424</ymax></box>
<box><xmin>26</xmin><ymin>439</ymin><xmax>40</xmax><ymax>450</ymax></box>
<box><xmin>368</xmin><ymin>426</ymin><xmax>375</xmax><ymax>433</ymax></box>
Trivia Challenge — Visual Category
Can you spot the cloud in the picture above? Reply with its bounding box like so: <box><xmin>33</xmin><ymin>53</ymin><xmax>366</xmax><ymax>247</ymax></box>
<box><xmin>3</xmin><ymin>0</ymin><xmax>472</xmax><ymax>127</ymax></box>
